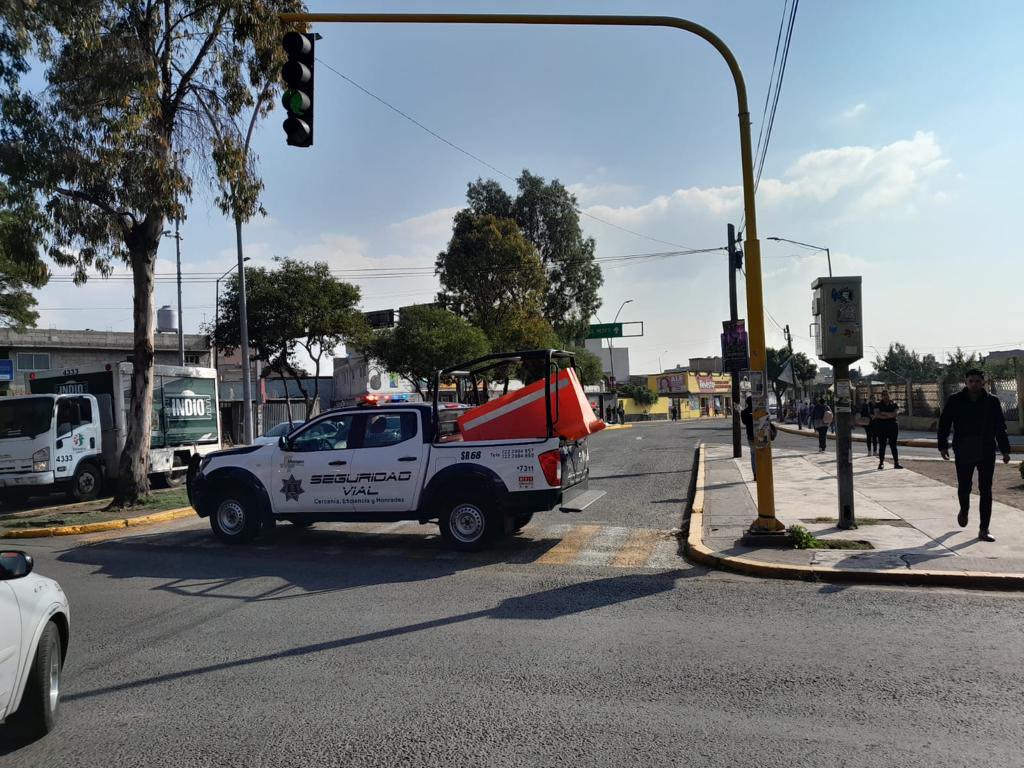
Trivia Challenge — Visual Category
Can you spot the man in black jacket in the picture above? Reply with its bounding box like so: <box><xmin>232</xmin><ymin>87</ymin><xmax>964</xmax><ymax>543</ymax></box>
<box><xmin>741</xmin><ymin>396</ymin><xmax>755</xmax><ymax>480</ymax></box>
<box><xmin>938</xmin><ymin>369</ymin><xmax>1012</xmax><ymax>542</ymax></box>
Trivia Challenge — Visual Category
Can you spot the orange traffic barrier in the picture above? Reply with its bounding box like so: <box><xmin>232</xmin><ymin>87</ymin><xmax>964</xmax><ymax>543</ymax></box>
<box><xmin>457</xmin><ymin>367</ymin><xmax>606</xmax><ymax>442</ymax></box>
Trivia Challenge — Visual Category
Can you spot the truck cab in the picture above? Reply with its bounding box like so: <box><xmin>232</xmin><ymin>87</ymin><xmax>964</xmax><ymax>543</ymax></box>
<box><xmin>0</xmin><ymin>394</ymin><xmax>104</xmax><ymax>503</ymax></box>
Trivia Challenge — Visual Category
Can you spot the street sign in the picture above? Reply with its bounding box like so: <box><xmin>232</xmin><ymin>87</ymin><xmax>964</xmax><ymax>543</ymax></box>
<box><xmin>587</xmin><ymin>322</ymin><xmax>623</xmax><ymax>339</ymax></box>
<box><xmin>0</xmin><ymin>359</ymin><xmax>12</xmax><ymax>382</ymax></box>
<box><xmin>721</xmin><ymin>319</ymin><xmax>749</xmax><ymax>372</ymax></box>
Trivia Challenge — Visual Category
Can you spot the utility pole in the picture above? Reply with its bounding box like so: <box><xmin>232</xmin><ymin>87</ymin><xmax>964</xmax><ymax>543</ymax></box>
<box><xmin>784</xmin><ymin>324</ymin><xmax>795</xmax><ymax>404</ymax></box>
<box><xmin>727</xmin><ymin>224</ymin><xmax>741</xmax><ymax>458</ymax></box>
<box><xmin>834</xmin><ymin>361</ymin><xmax>856</xmax><ymax>529</ymax></box>
<box><xmin>174</xmin><ymin>217</ymin><xmax>184</xmax><ymax>366</ymax></box>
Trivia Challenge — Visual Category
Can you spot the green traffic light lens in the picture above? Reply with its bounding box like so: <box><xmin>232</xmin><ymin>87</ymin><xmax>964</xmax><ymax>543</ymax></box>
<box><xmin>283</xmin><ymin>89</ymin><xmax>309</xmax><ymax>115</ymax></box>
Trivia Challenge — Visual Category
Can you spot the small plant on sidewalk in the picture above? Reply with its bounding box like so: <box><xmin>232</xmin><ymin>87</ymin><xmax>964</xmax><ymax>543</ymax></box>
<box><xmin>789</xmin><ymin>524</ymin><xmax>823</xmax><ymax>549</ymax></box>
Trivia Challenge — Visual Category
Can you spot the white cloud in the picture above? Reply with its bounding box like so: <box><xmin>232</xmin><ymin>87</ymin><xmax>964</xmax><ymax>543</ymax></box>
<box><xmin>842</xmin><ymin>102</ymin><xmax>867</xmax><ymax>119</ymax></box>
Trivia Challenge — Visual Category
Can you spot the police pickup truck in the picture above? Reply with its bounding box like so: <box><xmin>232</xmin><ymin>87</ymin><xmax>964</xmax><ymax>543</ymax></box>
<box><xmin>187</xmin><ymin>350</ymin><xmax>595</xmax><ymax>550</ymax></box>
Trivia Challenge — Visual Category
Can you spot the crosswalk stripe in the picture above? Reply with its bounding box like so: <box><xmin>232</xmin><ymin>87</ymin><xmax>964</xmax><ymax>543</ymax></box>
<box><xmin>572</xmin><ymin>526</ymin><xmax>633</xmax><ymax>567</ymax></box>
<box><xmin>610</xmin><ymin>528</ymin><xmax>665</xmax><ymax>568</ymax></box>
<box><xmin>535</xmin><ymin>523</ymin><xmax>602</xmax><ymax>565</ymax></box>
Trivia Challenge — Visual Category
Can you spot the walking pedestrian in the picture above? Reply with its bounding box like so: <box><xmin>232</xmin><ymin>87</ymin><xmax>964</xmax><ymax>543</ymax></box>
<box><xmin>741</xmin><ymin>396</ymin><xmax>756</xmax><ymax>480</ymax></box>
<box><xmin>874</xmin><ymin>390</ymin><xmax>902</xmax><ymax>470</ymax></box>
<box><xmin>857</xmin><ymin>396</ymin><xmax>878</xmax><ymax>455</ymax></box>
<box><xmin>938</xmin><ymin>368</ymin><xmax>1012</xmax><ymax>542</ymax></box>
<box><xmin>811</xmin><ymin>397</ymin><xmax>831</xmax><ymax>452</ymax></box>
<box><xmin>616</xmin><ymin>402</ymin><xmax>626</xmax><ymax>425</ymax></box>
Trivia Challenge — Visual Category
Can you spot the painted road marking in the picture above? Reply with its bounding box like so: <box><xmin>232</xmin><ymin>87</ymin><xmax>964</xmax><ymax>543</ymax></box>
<box><xmin>610</xmin><ymin>528</ymin><xmax>667</xmax><ymax>568</ymax></box>
<box><xmin>535</xmin><ymin>524</ymin><xmax>603</xmax><ymax>565</ymax></box>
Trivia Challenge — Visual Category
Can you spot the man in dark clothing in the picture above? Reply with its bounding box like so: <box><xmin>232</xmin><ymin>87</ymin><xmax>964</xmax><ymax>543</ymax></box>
<box><xmin>938</xmin><ymin>369</ymin><xmax>1012</xmax><ymax>542</ymax></box>
<box><xmin>874</xmin><ymin>390</ymin><xmax>902</xmax><ymax>470</ymax></box>
<box><xmin>859</xmin><ymin>397</ymin><xmax>878</xmax><ymax>456</ymax></box>
<box><xmin>740</xmin><ymin>396</ymin><xmax>755</xmax><ymax>480</ymax></box>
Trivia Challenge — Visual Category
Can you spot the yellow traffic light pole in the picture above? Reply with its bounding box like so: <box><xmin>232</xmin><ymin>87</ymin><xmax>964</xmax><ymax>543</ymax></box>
<box><xmin>279</xmin><ymin>12</ymin><xmax>779</xmax><ymax>527</ymax></box>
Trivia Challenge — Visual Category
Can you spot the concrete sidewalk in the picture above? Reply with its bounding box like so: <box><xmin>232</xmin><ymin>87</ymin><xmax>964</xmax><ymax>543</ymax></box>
<box><xmin>778</xmin><ymin>422</ymin><xmax>1024</xmax><ymax>451</ymax></box>
<box><xmin>687</xmin><ymin>443</ymin><xmax>1024</xmax><ymax>588</ymax></box>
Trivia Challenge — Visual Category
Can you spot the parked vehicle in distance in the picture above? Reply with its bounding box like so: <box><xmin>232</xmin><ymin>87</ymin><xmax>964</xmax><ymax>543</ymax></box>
<box><xmin>252</xmin><ymin>421</ymin><xmax>301</xmax><ymax>446</ymax></box>
<box><xmin>0</xmin><ymin>363</ymin><xmax>221</xmax><ymax>505</ymax></box>
<box><xmin>0</xmin><ymin>550</ymin><xmax>70</xmax><ymax>737</ymax></box>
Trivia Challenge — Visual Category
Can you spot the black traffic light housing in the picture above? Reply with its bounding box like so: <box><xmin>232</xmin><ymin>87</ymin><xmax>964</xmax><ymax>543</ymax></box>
<box><xmin>281</xmin><ymin>31</ymin><xmax>315</xmax><ymax>147</ymax></box>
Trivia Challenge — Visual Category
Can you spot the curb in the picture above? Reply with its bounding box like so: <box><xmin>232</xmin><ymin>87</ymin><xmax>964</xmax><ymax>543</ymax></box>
<box><xmin>602</xmin><ymin>424</ymin><xmax>633</xmax><ymax>431</ymax></box>
<box><xmin>683</xmin><ymin>443</ymin><xmax>1024</xmax><ymax>590</ymax></box>
<box><xmin>1</xmin><ymin>506</ymin><xmax>194</xmax><ymax>539</ymax></box>
<box><xmin>775</xmin><ymin>423</ymin><xmax>1024</xmax><ymax>453</ymax></box>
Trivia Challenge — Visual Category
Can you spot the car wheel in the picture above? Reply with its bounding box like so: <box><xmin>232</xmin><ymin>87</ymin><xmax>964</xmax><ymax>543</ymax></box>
<box><xmin>438</xmin><ymin>496</ymin><xmax>499</xmax><ymax>551</ymax></box>
<box><xmin>513</xmin><ymin>513</ymin><xmax>533</xmax><ymax>533</ymax></box>
<box><xmin>209</xmin><ymin>491</ymin><xmax>261</xmax><ymax>543</ymax></box>
<box><xmin>69</xmin><ymin>462</ymin><xmax>101</xmax><ymax>502</ymax></box>
<box><xmin>14</xmin><ymin>621</ymin><xmax>63</xmax><ymax>736</ymax></box>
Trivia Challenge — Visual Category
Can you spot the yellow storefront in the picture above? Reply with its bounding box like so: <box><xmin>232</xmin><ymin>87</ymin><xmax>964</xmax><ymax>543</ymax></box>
<box><xmin>648</xmin><ymin>372</ymin><xmax>733</xmax><ymax>420</ymax></box>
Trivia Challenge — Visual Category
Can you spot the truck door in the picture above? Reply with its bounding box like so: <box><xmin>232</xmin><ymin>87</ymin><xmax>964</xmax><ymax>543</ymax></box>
<box><xmin>273</xmin><ymin>412</ymin><xmax>356</xmax><ymax>515</ymax></box>
<box><xmin>0</xmin><ymin>581</ymin><xmax>20</xmax><ymax>712</ymax></box>
<box><xmin>347</xmin><ymin>410</ymin><xmax>428</xmax><ymax>513</ymax></box>
<box><xmin>53</xmin><ymin>397</ymin><xmax>98</xmax><ymax>483</ymax></box>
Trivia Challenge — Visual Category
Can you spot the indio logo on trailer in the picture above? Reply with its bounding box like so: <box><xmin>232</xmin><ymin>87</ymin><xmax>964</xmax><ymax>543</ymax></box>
<box><xmin>164</xmin><ymin>393</ymin><xmax>212</xmax><ymax>419</ymax></box>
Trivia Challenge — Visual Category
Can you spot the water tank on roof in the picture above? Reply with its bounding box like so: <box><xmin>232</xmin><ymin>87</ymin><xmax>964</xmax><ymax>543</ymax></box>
<box><xmin>157</xmin><ymin>305</ymin><xmax>178</xmax><ymax>334</ymax></box>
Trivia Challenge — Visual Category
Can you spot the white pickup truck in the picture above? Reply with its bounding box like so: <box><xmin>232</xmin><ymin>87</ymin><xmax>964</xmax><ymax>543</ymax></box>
<box><xmin>187</xmin><ymin>350</ymin><xmax>595</xmax><ymax>550</ymax></box>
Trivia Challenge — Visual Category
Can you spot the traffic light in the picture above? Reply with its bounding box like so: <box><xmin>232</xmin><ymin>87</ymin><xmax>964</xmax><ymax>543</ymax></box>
<box><xmin>281</xmin><ymin>31</ymin><xmax>315</xmax><ymax>147</ymax></box>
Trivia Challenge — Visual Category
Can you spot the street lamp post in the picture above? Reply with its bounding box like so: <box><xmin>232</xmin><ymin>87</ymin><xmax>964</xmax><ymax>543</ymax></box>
<box><xmin>608</xmin><ymin>298</ymin><xmax>633</xmax><ymax>393</ymax></box>
<box><xmin>658</xmin><ymin>349</ymin><xmax>669</xmax><ymax>373</ymax></box>
<box><xmin>213</xmin><ymin>258</ymin><xmax>250</xmax><ymax>372</ymax></box>
<box><xmin>767</xmin><ymin>236</ymin><xmax>832</xmax><ymax>277</ymax></box>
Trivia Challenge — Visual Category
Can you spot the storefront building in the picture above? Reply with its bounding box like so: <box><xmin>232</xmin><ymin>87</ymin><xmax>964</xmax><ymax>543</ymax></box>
<box><xmin>648</xmin><ymin>371</ymin><xmax>733</xmax><ymax>419</ymax></box>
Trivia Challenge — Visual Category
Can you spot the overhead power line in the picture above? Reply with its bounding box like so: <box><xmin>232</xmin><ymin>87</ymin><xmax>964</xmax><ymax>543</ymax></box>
<box><xmin>315</xmin><ymin>57</ymin><xmax>695</xmax><ymax>250</ymax></box>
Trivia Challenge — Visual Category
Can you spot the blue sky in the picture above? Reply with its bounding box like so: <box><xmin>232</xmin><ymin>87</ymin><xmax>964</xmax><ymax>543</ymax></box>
<box><xmin>35</xmin><ymin>0</ymin><xmax>1024</xmax><ymax>374</ymax></box>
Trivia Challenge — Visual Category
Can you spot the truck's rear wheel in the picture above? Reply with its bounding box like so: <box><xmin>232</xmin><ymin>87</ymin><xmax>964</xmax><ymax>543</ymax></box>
<box><xmin>209</xmin><ymin>491</ymin><xmax>261</xmax><ymax>543</ymax></box>
<box><xmin>513</xmin><ymin>513</ymin><xmax>533</xmax><ymax>532</ymax></box>
<box><xmin>438</xmin><ymin>496</ymin><xmax>499</xmax><ymax>551</ymax></box>
<box><xmin>154</xmin><ymin>456</ymin><xmax>186</xmax><ymax>489</ymax></box>
<box><xmin>68</xmin><ymin>463</ymin><xmax>101</xmax><ymax>502</ymax></box>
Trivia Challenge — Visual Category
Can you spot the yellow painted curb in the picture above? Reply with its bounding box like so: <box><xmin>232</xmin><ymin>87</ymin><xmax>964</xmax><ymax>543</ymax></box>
<box><xmin>602</xmin><ymin>424</ymin><xmax>634</xmax><ymax>431</ymax></box>
<box><xmin>2</xmin><ymin>506</ymin><xmax>194</xmax><ymax>539</ymax></box>
<box><xmin>683</xmin><ymin>443</ymin><xmax>1024</xmax><ymax>590</ymax></box>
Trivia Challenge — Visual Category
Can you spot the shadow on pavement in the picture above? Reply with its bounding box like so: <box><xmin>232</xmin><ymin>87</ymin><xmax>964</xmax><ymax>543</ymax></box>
<box><xmin>55</xmin><ymin>524</ymin><xmax>565</xmax><ymax>605</ymax></box>
<box><xmin>57</xmin><ymin>568</ymin><xmax>691</xmax><ymax>705</ymax></box>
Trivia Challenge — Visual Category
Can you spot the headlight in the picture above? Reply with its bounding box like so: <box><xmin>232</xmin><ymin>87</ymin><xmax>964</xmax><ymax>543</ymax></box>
<box><xmin>32</xmin><ymin>447</ymin><xmax>50</xmax><ymax>472</ymax></box>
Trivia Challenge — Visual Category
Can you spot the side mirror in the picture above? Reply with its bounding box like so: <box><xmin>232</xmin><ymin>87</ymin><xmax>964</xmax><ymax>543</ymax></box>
<box><xmin>0</xmin><ymin>550</ymin><xmax>34</xmax><ymax>580</ymax></box>
<box><xmin>278</xmin><ymin>435</ymin><xmax>290</xmax><ymax>451</ymax></box>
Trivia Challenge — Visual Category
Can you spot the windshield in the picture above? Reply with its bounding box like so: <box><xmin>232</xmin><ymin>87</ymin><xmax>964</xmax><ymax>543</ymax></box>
<box><xmin>0</xmin><ymin>397</ymin><xmax>54</xmax><ymax>439</ymax></box>
<box><xmin>266</xmin><ymin>422</ymin><xmax>296</xmax><ymax>437</ymax></box>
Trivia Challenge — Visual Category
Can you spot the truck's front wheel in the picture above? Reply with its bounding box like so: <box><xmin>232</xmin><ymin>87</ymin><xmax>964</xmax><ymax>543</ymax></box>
<box><xmin>439</xmin><ymin>496</ymin><xmax>499</xmax><ymax>551</ymax></box>
<box><xmin>209</xmin><ymin>491</ymin><xmax>261</xmax><ymax>543</ymax></box>
<box><xmin>69</xmin><ymin>463</ymin><xmax>101</xmax><ymax>502</ymax></box>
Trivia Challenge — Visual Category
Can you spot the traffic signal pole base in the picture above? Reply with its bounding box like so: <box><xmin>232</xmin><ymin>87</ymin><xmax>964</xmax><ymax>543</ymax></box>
<box><xmin>746</xmin><ymin>516</ymin><xmax>786</xmax><ymax>534</ymax></box>
<box><xmin>741</xmin><ymin>527</ymin><xmax>794</xmax><ymax>547</ymax></box>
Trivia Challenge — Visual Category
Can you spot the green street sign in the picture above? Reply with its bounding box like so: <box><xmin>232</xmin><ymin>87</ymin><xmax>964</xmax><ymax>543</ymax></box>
<box><xmin>587</xmin><ymin>322</ymin><xmax>623</xmax><ymax>339</ymax></box>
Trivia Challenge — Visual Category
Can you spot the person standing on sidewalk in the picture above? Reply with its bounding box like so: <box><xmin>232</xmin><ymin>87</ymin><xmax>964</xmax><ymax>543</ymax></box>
<box><xmin>858</xmin><ymin>396</ymin><xmax>878</xmax><ymax>456</ymax></box>
<box><xmin>811</xmin><ymin>397</ymin><xmax>831</xmax><ymax>452</ymax></box>
<box><xmin>875</xmin><ymin>390</ymin><xmax>903</xmax><ymax>470</ymax></box>
<box><xmin>741</xmin><ymin>396</ymin><xmax>756</xmax><ymax>480</ymax></box>
<box><xmin>938</xmin><ymin>368</ymin><xmax>1012</xmax><ymax>542</ymax></box>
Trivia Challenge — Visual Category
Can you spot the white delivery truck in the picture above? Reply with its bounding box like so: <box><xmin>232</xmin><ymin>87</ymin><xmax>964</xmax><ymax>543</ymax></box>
<box><xmin>0</xmin><ymin>363</ymin><xmax>221</xmax><ymax>504</ymax></box>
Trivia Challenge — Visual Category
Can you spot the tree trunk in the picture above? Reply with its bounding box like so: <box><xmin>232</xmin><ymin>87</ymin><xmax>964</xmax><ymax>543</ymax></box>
<box><xmin>114</xmin><ymin>236</ymin><xmax>159</xmax><ymax>507</ymax></box>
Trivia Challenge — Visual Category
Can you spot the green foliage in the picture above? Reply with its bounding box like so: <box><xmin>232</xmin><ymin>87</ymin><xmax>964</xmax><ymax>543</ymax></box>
<box><xmin>568</xmin><ymin>346</ymin><xmax>603</xmax><ymax>386</ymax></box>
<box><xmin>788</xmin><ymin>524</ymin><xmax>823</xmax><ymax>550</ymax></box>
<box><xmin>0</xmin><ymin>210</ymin><xmax>46</xmax><ymax>327</ymax></box>
<box><xmin>436</xmin><ymin>211</ymin><xmax>550</xmax><ymax>350</ymax></box>
<box><xmin>0</xmin><ymin>1</ymin><xmax>304</xmax><ymax>503</ymax></box>
<box><xmin>871</xmin><ymin>342</ymin><xmax>944</xmax><ymax>382</ymax></box>
<box><xmin>368</xmin><ymin>305</ymin><xmax>490</xmax><ymax>397</ymax></box>
<box><xmin>463</xmin><ymin>171</ymin><xmax>604</xmax><ymax>342</ymax></box>
<box><xmin>210</xmin><ymin>258</ymin><xmax>366</xmax><ymax>412</ymax></box>
<box><xmin>617</xmin><ymin>383</ymin><xmax>658</xmax><ymax>410</ymax></box>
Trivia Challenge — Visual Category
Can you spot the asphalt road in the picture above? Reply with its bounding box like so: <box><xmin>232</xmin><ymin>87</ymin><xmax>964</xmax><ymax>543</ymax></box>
<box><xmin>3</xmin><ymin>420</ymin><xmax>1023</xmax><ymax>768</ymax></box>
